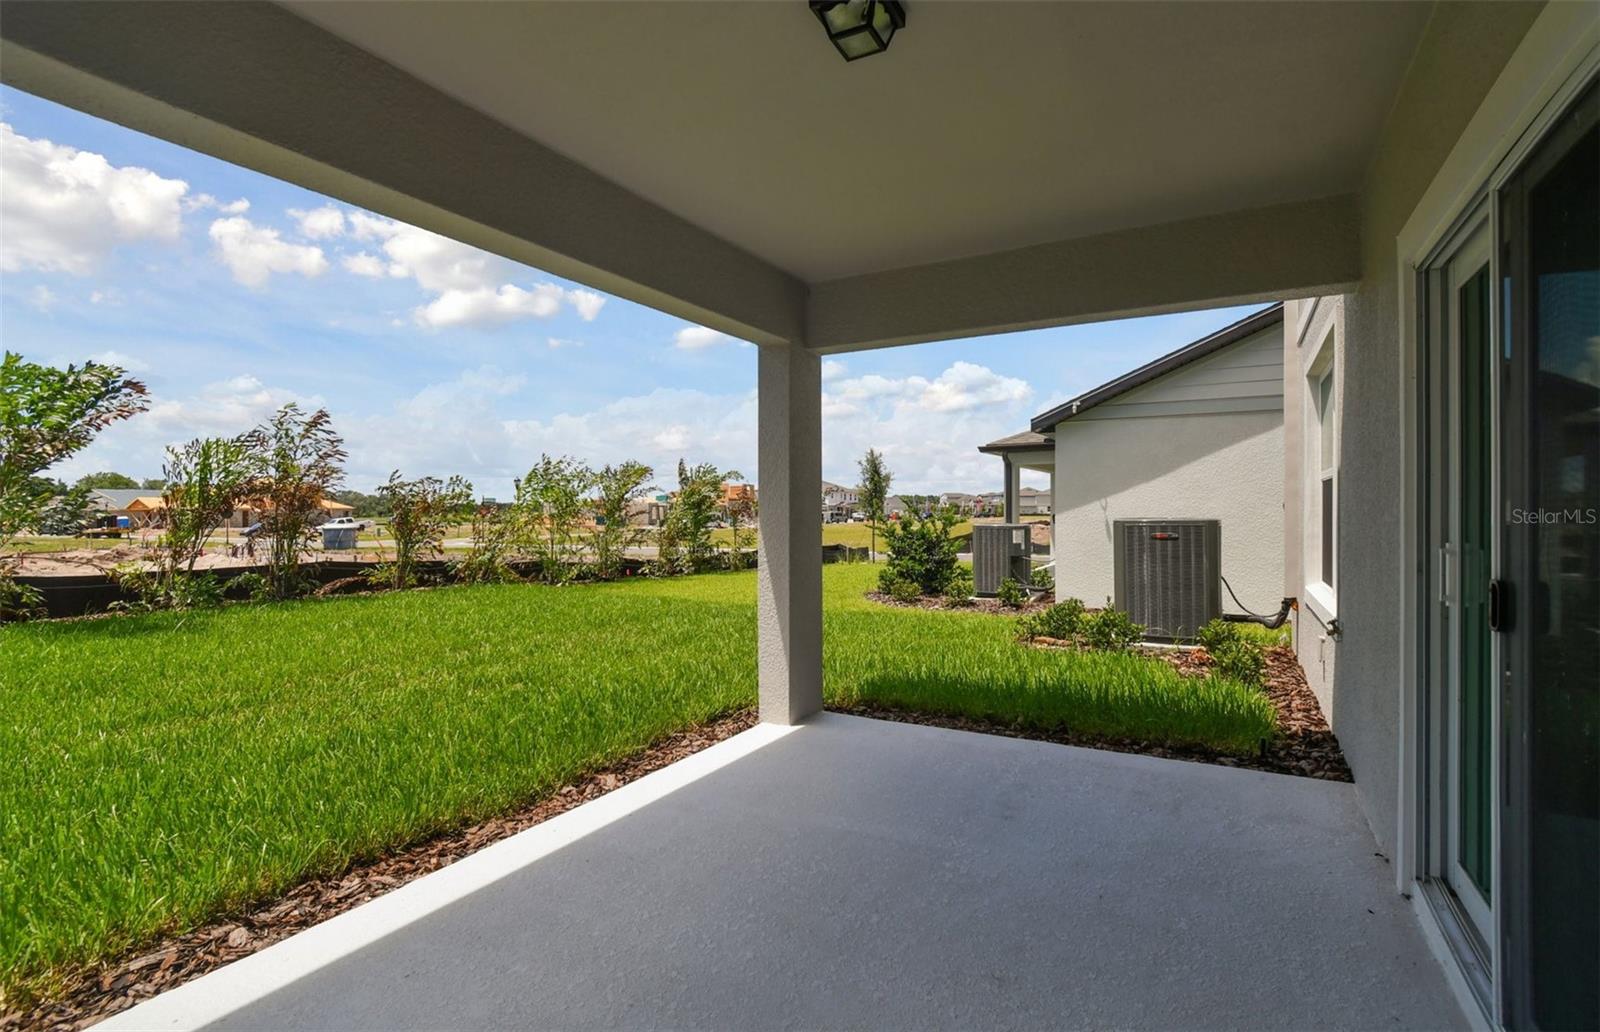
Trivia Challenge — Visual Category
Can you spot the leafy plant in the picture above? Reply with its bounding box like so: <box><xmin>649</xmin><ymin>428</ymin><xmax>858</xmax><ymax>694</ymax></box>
<box><xmin>997</xmin><ymin>576</ymin><xmax>1027</xmax><ymax>608</ymax></box>
<box><xmin>881</xmin><ymin>507</ymin><xmax>961</xmax><ymax>595</ymax></box>
<box><xmin>160</xmin><ymin>435</ymin><xmax>258</xmax><ymax>587</ymax></box>
<box><xmin>377</xmin><ymin>472</ymin><xmax>474</xmax><ymax>589</ymax></box>
<box><xmin>1197</xmin><ymin>618</ymin><xmax>1267</xmax><ymax>688</ymax></box>
<box><xmin>1020</xmin><ymin>597</ymin><xmax>1086</xmax><ymax>641</ymax></box>
<box><xmin>0</xmin><ymin>353</ymin><xmax>147</xmax><ymax>605</ymax></box>
<box><xmin>455</xmin><ymin>505</ymin><xmax>521</xmax><ymax>585</ymax></box>
<box><xmin>110</xmin><ymin>564</ymin><xmax>225</xmax><ymax>612</ymax></box>
<box><xmin>723</xmin><ymin>484</ymin><xmax>757</xmax><ymax>571</ymax></box>
<box><xmin>1029</xmin><ymin>565</ymin><xmax>1054</xmax><ymax>590</ymax></box>
<box><xmin>73</xmin><ymin>471</ymin><xmax>140</xmax><ymax>490</ymax></box>
<box><xmin>35</xmin><ymin>486</ymin><xmax>92</xmax><ymax>536</ymax></box>
<box><xmin>659</xmin><ymin>460</ymin><xmax>737</xmax><ymax>574</ymax></box>
<box><xmin>879</xmin><ymin>572</ymin><xmax>922</xmax><ymax>604</ymax></box>
<box><xmin>1082</xmin><ymin>606</ymin><xmax>1144</xmax><ymax>650</ymax></box>
<box><xmin>515</xmin><ymin>454</ymin><xmax>594</xmax><ymax>583</ymax></box>
<box><xmin>942</xmin><ymin>570</ymin><xmax>975</xmax><ymax>606</ymax></box>
<box><xmin>856</xmin><ymin>448</ymin><xmax>892</xmax><ymax>559</ymax></box>
<box><xmin>224</xmin><ymin>571</ymin><xmax>272</xmax><ymax>604</ymax></box>
<box><xmin>589</xmin><ymin>461</ymin><xmax>653</xmax><ymax>580</ymax></box>
<box><xmin>247</xmin><ymin>405</ymin><xmax>346</xmax><ymax>599</ymax></box>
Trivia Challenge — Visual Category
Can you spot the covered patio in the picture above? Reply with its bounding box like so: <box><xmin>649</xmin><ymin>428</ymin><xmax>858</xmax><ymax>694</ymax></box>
<box><xmin>5</xmin><ymin>1</ymin><xmax>1591</xmax><ymax>1027</ymax></box>
<box><xmin>102</xmin><ymin>714</ymin><xmax>1462</xmax><ymax>1031</ymax></box>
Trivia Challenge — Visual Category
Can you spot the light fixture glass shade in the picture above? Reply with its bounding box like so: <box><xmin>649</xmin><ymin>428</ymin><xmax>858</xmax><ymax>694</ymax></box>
<box><xmin>810</xmin><ymin>0</ymin><xmax>905</xmax><ymax>62</ymax></box>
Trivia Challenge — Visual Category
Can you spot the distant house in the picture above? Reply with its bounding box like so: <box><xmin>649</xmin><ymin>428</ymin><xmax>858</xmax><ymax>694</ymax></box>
<box><xmin>882</xmin><ymin>495</ymin><xmax>908</xmax><ymax>518</ymax></box>
<box><xmin>821</xmin><ymin>481</ymin><xmax>858</xmax><ymax>522</ymax></box>
<box><xmin>938</xmin><ymin>491</ymin><xmax>976</xmax><ymax>514</ymax></box>
<box><xmin>981</xmin><ymin>304</ymin><xmax>1285</xmax><ymax>609</ymax></box>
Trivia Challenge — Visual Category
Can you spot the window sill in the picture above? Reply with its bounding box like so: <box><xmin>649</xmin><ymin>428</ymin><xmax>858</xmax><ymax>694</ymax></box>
<box><xmin>1303</xmin><ymin>582</ymin><xmax>1338</xmax><ymax>628</ymax></box>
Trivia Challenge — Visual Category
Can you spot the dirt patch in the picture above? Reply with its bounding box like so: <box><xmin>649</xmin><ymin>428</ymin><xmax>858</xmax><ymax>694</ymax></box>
<box><xmin>866</xmin><ymin>590</ymin><xmax>1052</xmax><ymax>615</ymax></box>
<box><xmin>6</xmin><ymin>710</ymin><xmax>757</xmax><ymax>1032</ymax></box>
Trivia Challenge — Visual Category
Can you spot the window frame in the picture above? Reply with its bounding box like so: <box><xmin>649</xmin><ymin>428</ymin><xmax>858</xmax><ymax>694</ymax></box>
<box><xmin>1303</xmin><ymin>326</ymin><xmax>1339</xmax><ymax>623</ymax></box>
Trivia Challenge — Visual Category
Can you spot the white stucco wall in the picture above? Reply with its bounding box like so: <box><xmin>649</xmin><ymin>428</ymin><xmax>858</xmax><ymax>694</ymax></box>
<box><xmin>1282</xmin><ymin>295</ymin><xmax>1343</xmax><ymax>716</ymax></box>
<box><xmin>1051</xmin><ymin>411</ymin><xmax>1285</xmax><ymax>613</ymax></box>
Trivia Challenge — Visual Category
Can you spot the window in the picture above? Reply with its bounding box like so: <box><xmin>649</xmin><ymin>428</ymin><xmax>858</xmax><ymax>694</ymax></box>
<box><xmin>1316</xmin><ymin>366</ymin><xmax>1336</xmax><ymax>589</ymax></box>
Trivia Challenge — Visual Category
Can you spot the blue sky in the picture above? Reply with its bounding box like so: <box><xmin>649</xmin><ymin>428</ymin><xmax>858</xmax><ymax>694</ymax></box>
<box><xmin>1</xmin><ymin>85</ymin><xmax>1268</xmax><ymax>498</ymax></box>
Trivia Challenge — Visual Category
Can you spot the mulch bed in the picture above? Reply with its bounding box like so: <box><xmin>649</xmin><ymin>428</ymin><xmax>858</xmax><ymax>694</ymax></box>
<box><xmin>5</xmin><ymin>710</ymin><xmax>758</xmax><ymax>1032</ymax></box>
<box><xmin>845</xmin><ymin>642</ymin><xmax>1351</xmax><ymax>783</ymax></box>
<box><xmin>866</xmin><ymin>590</ymin><xmax>1053</xmax><ymax>614</ymax></box>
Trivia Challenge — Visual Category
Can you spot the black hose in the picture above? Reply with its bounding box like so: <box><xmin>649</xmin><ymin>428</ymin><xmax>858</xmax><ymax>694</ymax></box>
<box><xmin>1220</xmin><ymin>573</ymin><xmax>1294</xmax><ymax>629</ymax></box>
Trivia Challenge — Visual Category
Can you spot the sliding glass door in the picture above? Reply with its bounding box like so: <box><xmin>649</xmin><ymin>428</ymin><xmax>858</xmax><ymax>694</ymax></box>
<box><xmin>1498</xmin><ymin>79</ymin><xmax>1597</xmax><ymax>1032</ymax></box>
<box><xmin>1421</xmin><ymin>77</ymin><xmax>1597</xmax><ymax>1031</ymax></box>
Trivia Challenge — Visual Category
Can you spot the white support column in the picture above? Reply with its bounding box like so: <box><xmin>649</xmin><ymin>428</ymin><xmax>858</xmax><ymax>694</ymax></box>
<box><xmin>757</xmin><ymin>343</ymin><xmax>823</xmax><ymax>724</ymax></box>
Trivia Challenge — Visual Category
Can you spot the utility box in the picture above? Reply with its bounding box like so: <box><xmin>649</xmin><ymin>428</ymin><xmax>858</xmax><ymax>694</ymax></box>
<box><xmin>973</xmin><ymin>523</ymin><xmax>1032</xmax><ymax>596</ymax></box>
<box><xmin>321</xmin><ymin>525</ymin><xmax>359</xmax><ymax>551</ymax></box>
<box><xmin>1112</xmin><ymin>519</ymin><xmax>1222</xmax><ymax>640</ymax></box>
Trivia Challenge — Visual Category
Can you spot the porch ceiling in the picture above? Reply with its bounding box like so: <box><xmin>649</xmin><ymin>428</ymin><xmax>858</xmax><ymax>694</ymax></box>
<box><xmin>285</xmin><ymin>0</ymin><xmax>1428</xmax><ymax>284</ymax></box>
<box><xmin>0</xmin><ymin>1</ymin><xmax>1419</xmax><ymax>349</ymax></box>
<box><xmin>101</xmin><ymin>714</ymin><xmax>1465</xmax><ymax>1031</ymax></box>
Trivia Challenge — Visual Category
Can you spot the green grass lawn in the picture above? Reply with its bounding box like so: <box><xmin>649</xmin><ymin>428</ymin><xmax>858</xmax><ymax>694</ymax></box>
<box><xmin>0</xmin><ymin>564</ymin><xmax>1274</xmax><ymax>1001</ymax></box>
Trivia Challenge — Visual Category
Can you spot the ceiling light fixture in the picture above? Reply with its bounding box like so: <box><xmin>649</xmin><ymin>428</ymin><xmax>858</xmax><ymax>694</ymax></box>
<box><xmin>809</xmin><ymin>0</ymin><xmax>905</xmax><ymax>62</ymax></box>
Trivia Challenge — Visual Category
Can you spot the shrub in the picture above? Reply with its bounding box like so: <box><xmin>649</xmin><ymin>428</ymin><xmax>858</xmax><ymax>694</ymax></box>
<box><xmin>1197</xmin><ymin>619</ymin><xmax>1267</xmax><ymax>688</ymax></box>
<box><xmin>378</xmin><ymin>472</ymin><xmax>474</xmax><ymax>590</ymax></box>
<box><xmin>1029</xmin><ymin>565</ymin><xmax>1054</xmax><ymax>590</ymax></box>
<box><xmin>1082</xmin><ymin>606</ymin><xmax>1144</xmax><ymax>650</ymax></box>
<box><xmin>1020</xmin><ymin>597</ymin><xmax>1086</xmax><ymax>641</ymax></box>
<box><xmin>111</xmin><ymin>565</ymin><xmax>224</xmax><ymax>612</ymax></box>
<box><xmin>942</xmin><ymin>570</ymin><xmax>975</xmax><ymax>606</ymax></box>
<box><xmin>224</xmin><ymin>571</ymin><xmax>272</xmax><ymax>603</ymax></box>
<box><xmin>878</xmin><ymin>571</ymin><xmax>922</xmax><ymax>604</ymax></box>
<box><xmin>455</xmin><ymin>505</ymin><xmax>520</xmax><ymax>585</ymax></box>
<box><xmin>996</xmin><ymin>576</ymin><xmax>1027</xmax><ymax>608</ymax></box>
<box><xmin>881</xmin><ymin>508</ymin><xmax>961</xmax><ymax>595</ymax></box>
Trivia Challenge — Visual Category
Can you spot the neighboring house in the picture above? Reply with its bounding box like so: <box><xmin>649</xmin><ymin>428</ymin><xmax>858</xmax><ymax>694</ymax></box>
<box><xmin>982</xmin><ymin>304</ymin><xmax>1285</xmax><ymax>610</ymax></box>
<box><xmin>821</xmin><ymin>481</ymin><xmax>858</xmax><ymax>522</ymax></box>
<box><xmin>881</xmin><ymin>495</ymin><xmax>909</xmax><ymax>518</ymax></box>
<box><xmin>720</xmin><ymin>483</ymin><xmax>756</xmax><ymax>508</ymax></box>
<box><xmin>938</xmin><ymin>491</ymin><xmax>975</xmax><ymax>513</ymax></box>
<box><xmin>1016</xmin><ymin>487</ymin><xmax>1051</xmax><ymax>516</ymax></box>
<box><xmin>86</xmin><ymin>488</ymin><xmax>152</xmax><ymax>524</ymax></box>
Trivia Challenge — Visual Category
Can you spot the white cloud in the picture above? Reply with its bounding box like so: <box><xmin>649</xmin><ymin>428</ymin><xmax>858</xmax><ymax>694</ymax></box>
<box><xmin>341</xmin><ymin>251</ymin><xmax>386</xmax><ymax>277</ymax></box>
<box><xmin>413</xmin><ymin>283</ymin><xmax>568</xmax><ymax>329</ymax></box>
<box><xmin>28</xmin><ymin>285</ymin><xmax>57</xmax><ymax>312</ymax></box>
<box><xmin>208</xmin><ymin>216</ymin><xmax>328</xmax><ymax>288</ymax></box>
<box><xmin>89</xmin><ymin>289</ymin><xmax>123</xmax><ymax>306</ymax></box>
<box><xmin>546</xmin><ymin>337</ymin><xmax>585</xmax><ymax>349</ymax></box>
<box><xmin>821</xmin><ymin>359</ymin><xmax>848</xmax><ymax>382</ymax></box>
<box><xmin>567</xmin><ymin>289</ymin><xmax>606</xmax><ymax>322</ymax></box>
<box><xmin>289</xmin><ymin>205</ymin><xmax>346</xmax><ymax>240</ymax></box>
<box><xmin>0</xmin><ymin>122</ymin><xmax>188</xmax><ymax>274</ymax></box>
<box><xmin>674</xmin><ymin>325</ymin><xmax>728</xmax><ymax>350</ymax></box>
<box><xmin>185</xmin><ymin>193</ymin><xmax>250</xmax><ymax>215</ymax></box>
<box><xmin>331</xmin><ymin>211</ymin><xmax>602</xmax><ymax>329</ymax></box>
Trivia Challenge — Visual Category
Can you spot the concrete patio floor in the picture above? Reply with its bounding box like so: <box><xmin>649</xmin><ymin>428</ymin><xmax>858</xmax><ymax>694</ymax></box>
<box><xmin>103</xmin><ymin>713</ymin><xmax>1465</xmax><ymax>1031</ymax></box>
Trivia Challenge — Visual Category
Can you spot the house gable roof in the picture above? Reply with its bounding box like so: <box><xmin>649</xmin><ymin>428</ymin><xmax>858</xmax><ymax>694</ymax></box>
<box><xmin>1027</xmin><ymin>303</ymin><xmax>1283</xmax><ymax>433</ymax></box>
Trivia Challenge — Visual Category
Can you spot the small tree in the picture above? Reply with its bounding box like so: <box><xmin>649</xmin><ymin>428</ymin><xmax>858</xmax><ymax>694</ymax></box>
<box><xmin>377</xmin><ymin>472</ymin><xmax>473</xmax><ymax>588</ymax></box>
<box><xmin>515</xmin><ymin>454</ymin><xmax>593</xmax><ymax>582</ymax></box>
<box><xmin>75</xmin><ymin>471</ymin><xmax>140</xmax><ymax>490</ymax></box>
<box><xmin>880</xmin><ymin>506</ymin><xmax>961</xmax><ymax>596</ymax></box>
<box><xmin>589</xmin><ymin>461</ymin><xmax>653</xmax><ymax>579</ymax></box>
<box><xmin>140</xmin><ymin>477</ymin><xmax>166</xmax><ymax>491</ymax></box>
<box><xmin>724</xmin><ymin>486</ymin><xmax>757</xmax><ymax>570</ymax></box>
<box><xmin>0</xmin><ymin>352</ymin><xmax>148</xmax><ymax>550</ymax></box>
<box><xmin>456</xmin><ymin>503</ymin><xmax>519</xmax><ymax>585</ymax></box>
<box><xmin>857</xmin><ymin>448</ymin><xmax>892</xmax><ymax>560</ymax></box>
<box><xmin>662</xmin><ymin>460</ymin><xmax>736</xmax><ymax>573</ymax></box>
<box><xmin>160</xmin><ymin>435</ymin><xmax>258</xmax><ymax>583</ymax></box>
<box><xmin>37</xmin><ymin>486</ymin><xmax>92</xmax><ymax>536</ymax></box>
<box><xmin>246</xmin><ymin>404</ymin><xmax>346</xmax><ymax>598</ymax></box>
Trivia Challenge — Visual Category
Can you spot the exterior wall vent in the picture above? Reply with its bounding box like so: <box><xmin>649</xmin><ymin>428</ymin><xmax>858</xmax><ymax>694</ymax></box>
<box><xmin>1112</xmin><ymin>519</ymin><xmax>1222</xmax><ymax>640</ymax></box>
<box><xmin>973</xmin><ymin>523</ymin><xmax>1032</xmax><ymax>596</ymax></box>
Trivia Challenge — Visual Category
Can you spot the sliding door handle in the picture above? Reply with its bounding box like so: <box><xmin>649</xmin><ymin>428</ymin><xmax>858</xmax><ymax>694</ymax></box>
<box><xmin>1488</xmin><ymin>578</ymin><xmax>1511</xmax><ymax>632</ymax></box>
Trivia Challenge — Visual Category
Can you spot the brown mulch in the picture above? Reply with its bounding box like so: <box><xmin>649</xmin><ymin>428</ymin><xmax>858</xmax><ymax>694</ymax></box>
<box><xmin>846</xmin><ymin>643</ymin><xmax>1351</xmax><ymax>783</ymax></box>
<box><xmin>866</xmin><ymin>590</ymin><xmax>1052</xmax><ymax>614</ymax></box>
<box><xmin>5</xmin><ymin>710</ymin><xmax>758</xmax><ymax>1032</ymax></box>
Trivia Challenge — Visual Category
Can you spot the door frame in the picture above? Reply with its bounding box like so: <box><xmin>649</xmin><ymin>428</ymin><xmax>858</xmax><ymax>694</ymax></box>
<box><xmin>1395</xmin><ymin>8</ymin><xmax>1599</xmax><ymax>1026</ymax></box>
